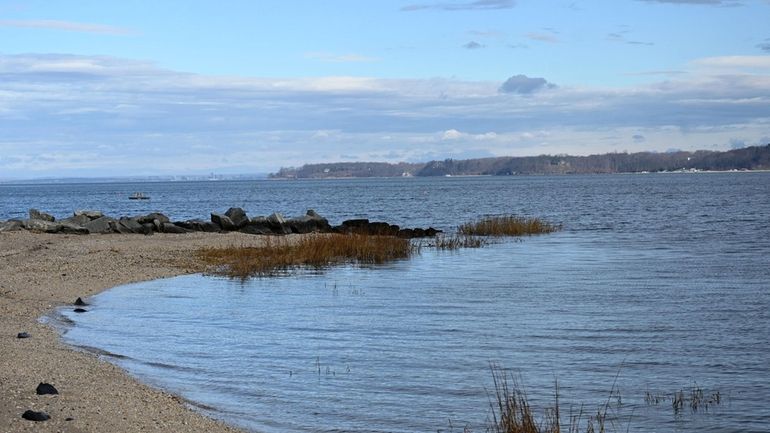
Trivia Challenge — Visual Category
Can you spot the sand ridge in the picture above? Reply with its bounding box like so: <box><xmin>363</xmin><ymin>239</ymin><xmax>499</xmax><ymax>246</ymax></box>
<box><xmin>0</xmin><ymin>231</ymin><xmax>279</xmax><ymax>433</ymax></box>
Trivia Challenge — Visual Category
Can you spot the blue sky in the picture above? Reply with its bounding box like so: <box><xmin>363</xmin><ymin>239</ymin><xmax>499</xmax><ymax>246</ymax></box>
<box><xmin>1</xmin><ymin>0</ymin><xmax>769</xmax><ymax>178</ymax></box>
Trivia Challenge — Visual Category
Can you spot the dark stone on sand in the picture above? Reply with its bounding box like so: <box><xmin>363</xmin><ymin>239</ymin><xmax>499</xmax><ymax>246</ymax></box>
<box><xmin>17</xmin><ymin>332</ymin><xmax>31</xmax><ymax>339</ymax></box>
<box><xmin>36</xmin><ymin>383</ymin><xmax>59</xmax><ymax>395</ymax></box>
<box><xmin>73</xmin><ymin>308</ymin><xmax>87</xmax><ymax>313</ymax></box>
<box><xmin>65</xmin><ymin>417</ymin><xmax>74</xmax><ymax>421</ymax></box>
<box><xmin>74</xmin><ymin>297</ymin><xmax>88</xmax><ymax>306</ymax></box>
<box><xmin>22</xmin><ymin>410</ymin><xmax>50</xmax><ymax>422</ymax></box>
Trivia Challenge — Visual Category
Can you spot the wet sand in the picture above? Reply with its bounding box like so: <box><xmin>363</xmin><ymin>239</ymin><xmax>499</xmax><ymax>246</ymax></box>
<box><xmin>0</xmin><ymin>231</ymin><xmax>277</xmax><ymax>432</ymax></box>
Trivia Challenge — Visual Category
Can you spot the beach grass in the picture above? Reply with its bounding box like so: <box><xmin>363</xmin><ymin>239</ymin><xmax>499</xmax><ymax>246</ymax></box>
<box><xmin>197</xmin><ymin>233</ymin><xmax>414</xmax><ymax>278</ymax></box>
<box><xmin>431</xmin><ymin>234</ymin><xmax>489</xmax><ymax>250</ymax></box>
<box><xmin>488</xmin><ymin>365</ymin><xmax>611</xmax><ymax>433</ymax></box>
<box><xmin>459</xmin><ymin>215</ymin><xmax>561</xmax><ymax>237</ymax></box>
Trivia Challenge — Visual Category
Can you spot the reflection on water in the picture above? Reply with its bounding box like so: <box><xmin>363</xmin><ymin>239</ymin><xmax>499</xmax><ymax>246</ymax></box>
<box><xmin>48</xmin><ymin>173</ymin><xmax>770</xmax><ymax>433</ymax></box>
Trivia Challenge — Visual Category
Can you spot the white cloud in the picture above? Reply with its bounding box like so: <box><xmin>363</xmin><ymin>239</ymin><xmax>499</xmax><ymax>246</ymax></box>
<box><xmin>692</xmin><ymin>55</ymin><xmax>770</xmax><ymax>72</ymax></box>
<box><xmin>1</xmin><ymin>53</ymin><xmax>769</xmax><ymax>178</ymax></box>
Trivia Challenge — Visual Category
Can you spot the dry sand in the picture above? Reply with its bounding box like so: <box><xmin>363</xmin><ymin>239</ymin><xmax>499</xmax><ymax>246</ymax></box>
<box><xmin>0</xmin><ymin>231</ymin><xmax>277</xmax><ymax>433</ymax></box>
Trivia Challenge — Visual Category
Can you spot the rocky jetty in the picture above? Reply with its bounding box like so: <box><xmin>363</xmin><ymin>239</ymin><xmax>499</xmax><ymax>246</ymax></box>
<box><xmin>0</xmin><ymin>208</ymin><xmax>441</xmax><ymax>238</ymax></box>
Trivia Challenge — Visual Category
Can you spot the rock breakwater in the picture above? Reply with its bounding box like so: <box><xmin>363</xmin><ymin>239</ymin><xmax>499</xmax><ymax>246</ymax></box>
<box><xmin>0</xmin><ymin>208</ymin><xmax>441</xmax><ymax>238</ymax></box>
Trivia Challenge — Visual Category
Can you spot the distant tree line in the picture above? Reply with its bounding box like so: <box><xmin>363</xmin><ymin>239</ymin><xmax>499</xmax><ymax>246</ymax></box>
<box><xmin>269</xmin><ymin>144</ymin><xmax>770</xmax><ymax>179</ymax></box>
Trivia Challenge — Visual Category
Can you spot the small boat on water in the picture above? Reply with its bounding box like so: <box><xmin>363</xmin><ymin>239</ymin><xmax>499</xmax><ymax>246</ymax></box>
<box><xmin>129</xmin><ymin>192</ymin><xmax>150</xmax><ymax>200</ymax></box>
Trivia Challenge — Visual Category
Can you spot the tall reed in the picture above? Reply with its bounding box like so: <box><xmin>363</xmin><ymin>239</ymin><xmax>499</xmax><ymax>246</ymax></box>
<box><xmin>197</xmin><ymin>233</ymin><xmax>414</xmax><ymax>278</ymax></box>
<box><xmin>459</xmin><ymin>216</ymin><xmax>561</xmax><ymax>237</ymax></box>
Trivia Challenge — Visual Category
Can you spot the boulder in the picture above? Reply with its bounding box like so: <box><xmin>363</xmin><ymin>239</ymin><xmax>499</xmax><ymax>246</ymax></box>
<box><xmin>135</xmin><ymin>212</ymin><xmax>170</xmax><ymax>225</ymax></box>
<box><xmin>211</xmin><ymin>213</ymin><xmax>237</xmax><ymax>231</ymax></box>
<box><xmin>84</xmin><ymin>216</ymin><xmax>116</xmax><ymax>234</ymax></box>
<box><xmin>174</xmin><ymin>219</ymin><xmax>220</xmax><ymax>232</ymax></box>
<box><xmin>60</xmin><ymin>214</ymin><xmax>90</xmax><ymax>227</ymax></box>
<box><xmin>74</xmin><ymin>297</ymin><xmax>88</xmax><ymax>306</ymax></box>
<box><xmin>224</xmin><ymin>207</ymin><xmax>249</xmax><ymax>229</ymax></box>
<box><xmin>286</xmin><ymin>211</ymin><xmax>332</xmax><ymax>234</ymax></box>
<box><xmin>114</xmin><ymin>218</ymin><xmax>144</xmax><ymax>234</ymax></box>
<box><xmin>74</xmin><ymin>210</ymin><xmax>104</xmax><ymax>220</ymax></box>
<box><xmin>0</xmin><ymin>220</ymin><xmax>24</xmax><ymax>232</ymax></box>
<box><xmin>29</xmin><ymin>209</ymin><xmax>55</xmax><ymax>222</ymax></box>
<box><xmin>161</xmin><ymin>222</ymin><xmax>189</xmax><ymax>234</ymax></box>
<box><xmin>22</xmin><ymin>219</ymin><xmax>62</xmax><ymax>233</ymax></box>
<box><xmin>240</xmin><ymin>217</ymin><xmax>272</xmax><ymax>235</ymax></box>
<box><xmin>267</xmin><ymin>212</ymin><xmax>291</xmax><ymax>234</ymax></box>
<box><xmin>59</xmin><ymin>222</ymin><xmax>89</xmax><ymax>235</ymax></box>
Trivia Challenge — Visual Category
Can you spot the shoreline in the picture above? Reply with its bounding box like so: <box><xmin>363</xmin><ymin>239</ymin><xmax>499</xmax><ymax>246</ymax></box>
<box><xmin>0</xmin><ymin>231</ymin><xmax>280</xmax><ymax>433</ymax></box>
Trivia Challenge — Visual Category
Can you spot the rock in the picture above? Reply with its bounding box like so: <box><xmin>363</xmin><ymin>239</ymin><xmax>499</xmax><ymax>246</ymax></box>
<box><xmin>267</xmin><ymin>212</ymin><xmax>291</xmax><ymax>234</ymax></box>
<box><xmin>73</xmin><ymin>308</ymin><xmax>87</xmax><ymax>313</ymax></box>
<box><xmin>211</xmin><ymin>213</ymin><xmax>237</xmax><ymax>231</ymax></box>
<box><xmin>136</xmin><ymin>212</ymin><xmax>170</xmax><ymax>225</ymax></box>
<box><xmin>29</xmin><ymin>209</ymin><xmax>55</xmax><ymax>222</ymax></box>
<box><xmin>22</xmin><ymin>410</ymin><xmax>50</xmax><ymax>422</ymax></box>
<box><xmin>174</xmin><ymin>219</ymin><xmax>220</xmax><ymax>232</ymax></box>
<box><xmin>74</xmin><ymin>297</ymin><xmax>88</xmax><ymax>306</ymax></box>
<box><xmin>161</xmin><ymin>222</ymin><xmax>189</xmax><ymax>234</ymax></box>
<box><xmin>114</xmin><ymin>218</ymin><xmax>144</xmax><ymax>234</ymax></box>
<box><xmin>425</xmin><ymin>227</ymin><xmax>440</xmax><ymax>237</ymax></box>
<box><xmin>59</xmin><ymin>222</ymin><xmax>89</xmax><ymax>235</ymax></box>
<box><xmin>397</xmin><ymin>228</ymin><xmax>414</xmax><ymax>238</ymax></box>
<box><xmin>17</xmin><ymin>332</ymin><xmax>31</xmax><ymax>339</ymax></box>
<box><xmin>224</xmin><ymin>207</ymin><xmax>249</xmax><ymax>229</ymax></box>
<box><xmin>84</xmin><ymin>216</ymin><xmax>116</xmax><ymax>234</ymax></box>
<box><xmin>0</xmin><ymin>220</ymin><xmax>24</xmax><ymax>232</ymax></box>
<box><xmin>240</xmin><ymin>217</ymin><xmax>272</xmax><ymax>235</ymax></box>
<box><xmin>341</xmin><ymin>218</ymin><xmax>369</xmax><ymax>229</ymax></box>
<box><xmin>36</xmin><ymin>383</ymin><xmax>58</xmax><ymax>395</ymax></box>
<box><xmin>74</xmin><ymin>210</ymin><xmax>104</xmax><ymax>220</ymax></box>
<box><xmin>286</xmin><ymin>211</ymin><xmax>332</xmax><ymax>234</ymax></box>
<box><xmin>22</xmin><ymin>219</ymin><xmax>62</xmax><ymax>233</ymax></box>
<box><xmin>60</xmin><ymin>214</ymin><xmax>90</xmax><ymax>227</ymax></box>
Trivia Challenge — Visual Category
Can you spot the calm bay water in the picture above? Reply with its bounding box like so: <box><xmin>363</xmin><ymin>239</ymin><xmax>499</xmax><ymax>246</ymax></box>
<box><xmin>15</xmin><ymin>173</ymin><xmax>768</xmax><ymax>432</ymax></box>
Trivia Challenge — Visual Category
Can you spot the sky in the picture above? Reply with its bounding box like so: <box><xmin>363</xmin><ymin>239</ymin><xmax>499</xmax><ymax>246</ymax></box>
<box><xmin>1</xmin><ymin>0</ymin><xmax>769</xmax><ymax>179</ymax></box>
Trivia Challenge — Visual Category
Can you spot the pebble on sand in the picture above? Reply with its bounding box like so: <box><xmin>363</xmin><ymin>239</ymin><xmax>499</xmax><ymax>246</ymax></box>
<box><xmin>22</xmin><ymin>410</ymin><xmax>50</xmax><ymax>422</ymax></box>
<box><xmin>17</xmin><ymin>332</ymin><xmax>31</xmax><ymax>339</ymax></box>
<box><xmin>36</xmin><ymin>382</ymin><xmax>59</xmax><ymax>395</ymax></box>
<box><xmin>74</xmin><ymin>297</ymin><xmax>88</xmax><ymax>306</ymax></box>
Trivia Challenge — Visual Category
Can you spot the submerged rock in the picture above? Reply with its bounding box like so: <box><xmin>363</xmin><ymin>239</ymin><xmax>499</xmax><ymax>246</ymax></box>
<box><xmin>73</xmin><ymin>308</ymin><xmax>87</xmax><ymax>313</ymax></box>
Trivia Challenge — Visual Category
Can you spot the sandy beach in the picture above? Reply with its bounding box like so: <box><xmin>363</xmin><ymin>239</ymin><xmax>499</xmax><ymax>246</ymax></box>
<box><xmin>0</xmin><ymin>231</ymin><xmax>276</xmax><ymax>433</ymax></box>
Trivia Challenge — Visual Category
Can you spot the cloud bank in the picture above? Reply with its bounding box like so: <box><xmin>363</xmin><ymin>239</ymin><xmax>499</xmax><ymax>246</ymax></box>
<box><xmin>1</xmin><ymin>53</ymin><xmax>769</xmax><ymax>178</ymax></box>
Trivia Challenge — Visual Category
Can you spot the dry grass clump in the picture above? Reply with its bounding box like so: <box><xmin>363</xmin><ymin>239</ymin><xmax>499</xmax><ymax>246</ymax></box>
<box><xmin>459</xmin><ymin>216</ymin><xmax>561</xmax><ymax>237</ymax></box>
<box><xmin>197</xmin><ymin>233</ymin><xmax>414</xmax><ymax>278</ymax></box>
<box><xmin>431</xmin><ymin>234</ymin><xmax>489</xmax><ymax>250</ymax></box>
<box><xmin>489</xmin><ymin>365</ymin><xmax>610</xmax><ymax>433</ymax></box>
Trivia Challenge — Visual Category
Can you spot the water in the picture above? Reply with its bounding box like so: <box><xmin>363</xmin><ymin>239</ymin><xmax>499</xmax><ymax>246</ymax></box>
<box><xmin>17</xmin><ymin>173</ymin><xmax>770</xmax><ymax>432</ymax></box>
